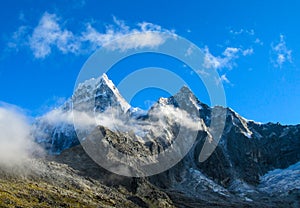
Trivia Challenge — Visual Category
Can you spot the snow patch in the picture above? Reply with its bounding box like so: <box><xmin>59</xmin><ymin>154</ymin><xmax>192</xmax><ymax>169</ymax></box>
<box><xmin>259</xmin><ymin>161</ymin><xmax>300</xmax><ymax>195</ymax></box>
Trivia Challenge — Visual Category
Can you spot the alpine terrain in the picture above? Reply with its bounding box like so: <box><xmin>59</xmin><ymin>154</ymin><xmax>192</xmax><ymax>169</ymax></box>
<box><xmin>1</xmin><ymin>74</ymin><xmax>300</xmax><ymax>207</ymax></box>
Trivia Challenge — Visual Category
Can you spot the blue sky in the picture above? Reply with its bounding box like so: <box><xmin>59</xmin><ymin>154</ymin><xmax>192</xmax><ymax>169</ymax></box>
<box><xmin>0</xmin><ymin>0</ymin><xmax>300</xmax><ymax>124</ymax></box>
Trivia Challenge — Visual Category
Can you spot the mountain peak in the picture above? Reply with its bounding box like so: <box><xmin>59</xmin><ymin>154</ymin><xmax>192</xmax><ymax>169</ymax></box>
<box><xmin>98</xmin><ymin>73</ymin><xmax>113</xmax><ymax>88</ymax></box>
<box><xmin>94</xmin><ymin>74</ymin><xmax>131</xmax><ymax>112</ymax></box>
<box><xmin>174</xmin><ymin>85</ymin><xmax>198</xmax><ymax>104</ymax></box>
<box><xmin>177</xmin><ymin>85</ymin><xmax>193</xmax><ymax>96</ymax></box>
<box><xmin>100</xmin><ymin>73</ymin><xmax>109</xmax><ymax>81</ymax></box>
<box><xmin>180</xmin><ymin>85</ymin><xmax>192</xmax><ymax>92</ymax></box>
<box><xmin>75</xmin><ymin>73</ymin><xmax>110</xmax><ymax>91</ymax></box>
<box><xmin>73</xmin><ymin>74</ymin><xmax>130</xmax><ymax>113</ymax></box>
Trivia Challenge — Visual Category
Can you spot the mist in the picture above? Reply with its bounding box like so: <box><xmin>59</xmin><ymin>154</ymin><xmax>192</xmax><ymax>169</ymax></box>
<box><xmin>0</xmin><ymin>105</ymin><xmax>43</xmax><ymax>170</ymax></box>
<box><xmin>39</xmin><ymin>104</ymin><xmax>203</xmax><ymax>142</ymax></box>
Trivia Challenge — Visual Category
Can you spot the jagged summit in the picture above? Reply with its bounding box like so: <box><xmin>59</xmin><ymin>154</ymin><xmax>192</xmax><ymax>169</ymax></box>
<box><xmin>177</xmin><ymin>85</ymin><xmax>193</xmax><ymax>95</ymax></box>
<box><xmin>153</xmin><ymin>85</ymin><xmax>200</xmax><ymax>109</ymax></box>
<box><xmin>76</xmin><ymin>73</ymin><xmax>109</xmax><ymax>88</ymax></box>
<box><xmin>33</xmin><ymin>73</ymin><xmax>300</xmax><ymax>203</ymax></box>
<box><xmin>73</xmin><ymin>73</ymin><xmax>130</xmax><ymax>113</ymax></box>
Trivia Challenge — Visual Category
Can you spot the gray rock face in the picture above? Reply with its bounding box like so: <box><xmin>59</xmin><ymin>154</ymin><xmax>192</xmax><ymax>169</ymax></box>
<box><xmin>33</xmin><ymin>74</ymin><xmax>130</xmax><ymax>154</ymax></box>
<box><xmin>32</xmin><ymin>100</ymin><xmax>78</xmax><ymax>154</ymax></box>
<box><xmin>32</xmin><ymin>74</ymin><xmax>300</xmax><ymax>206</ymax></box>
<box><xmin>194</xmin><ymin>110</ymin><xmax>300</xmax><ymax>187</ymax></box>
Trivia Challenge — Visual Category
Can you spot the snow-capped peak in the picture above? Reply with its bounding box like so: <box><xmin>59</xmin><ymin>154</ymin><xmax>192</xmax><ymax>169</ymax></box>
<box><xmin>96</xmin><ymin>73</ymin><xmax>115</xmax><ymax>90</ymax></box>
<box><xmin>177</xmin><ymin>85</ymin><xmax>194</xmax><ymax>95</ymax></box>
<box><xmin>72</xmin><ymin>73</ymin><xmax>131</xmax><ymax>113</ymax></box>
<box><xmin>174</xmin><ymin>85</ymin><xmax>202</xmax><ymax>111</ymax></box>
<box><xmin>75</xmin><ymin>73</ymin><xmax>113</xmax><ymax>92</ymax></box>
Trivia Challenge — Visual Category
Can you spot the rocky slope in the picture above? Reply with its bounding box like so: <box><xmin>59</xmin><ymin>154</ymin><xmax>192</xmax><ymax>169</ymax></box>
<box><xmin>25</xmin><ymin>74</ymin><xmax>300</xmax><ymax>207</ymax></box>
<box><xmin>1</xmin><ymin>142</ymin><xmax>298</xmax><ymax>207</ymax></box>
<box><xmin>0</xmin><ymin>155</ymin><xmax>174</xmax><ymax>208</ymax></box>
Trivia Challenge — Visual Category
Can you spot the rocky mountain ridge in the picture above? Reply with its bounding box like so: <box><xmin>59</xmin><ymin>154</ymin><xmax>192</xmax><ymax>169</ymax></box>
<box><xmin>27</xmin><ymin>73</ymin><xmax>300</xmax><ymax>207</ymax></box>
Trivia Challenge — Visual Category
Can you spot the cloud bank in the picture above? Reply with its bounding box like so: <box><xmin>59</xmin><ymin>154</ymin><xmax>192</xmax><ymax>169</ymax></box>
<box><xmin>39</xmin><ymin>104</ymin><xmax>202</xmax><ymax>143</ymax></box>
<box><xmin>9</xmin><ymin>12</ymin><xmax>175</xmax><ymax>59</ymax></box>
<box><xmin>0</xmin><ymin>105</ymin><xmax>43</xmax><ymax>170</ymax></box>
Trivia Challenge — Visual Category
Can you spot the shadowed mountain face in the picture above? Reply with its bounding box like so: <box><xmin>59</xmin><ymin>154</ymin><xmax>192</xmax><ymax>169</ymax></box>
<box><xmin>27</xmin><ymin>74</ymin><xmax>300</xmax><ymax>207</ymax></box>
<box><xmin>195</xmin><ymin>112</ymin><xmax>300</xmax><ymax>186</ymax></box>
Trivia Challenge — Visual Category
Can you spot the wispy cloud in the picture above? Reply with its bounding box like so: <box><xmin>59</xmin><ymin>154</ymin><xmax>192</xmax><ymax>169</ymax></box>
<box><xmin>242</xmin><ymin>48</ymin><xmax>254</xmax><ymax>56</ymax></box>
<box><xmin>0</xmin><ymin>104</ymin><xmax>43</xmax><ymax>169</ymax></box>
<box><xmin>202</xmin><ymin>44</ymin><xmax>254</xmax><ymax>85</ymax></box>
<box><xmin>29</xmin><ymin>12</ymin><xmax>79</xmax><ymax>58</ymax></box>
<box><xmin>8</xmin><ymin>12</ymin><xmax>175</xmax><ymax>59</ymax></box>
<box><xmin>185</xmin><ymin>44</ymin><xmax>195</xmax><ymax>57</ymax></box>
<box><xmin>271</xmin><ymin>34</ymin><xmax>292</xmax><ymax>68</ymax></box>
<box><xmin>254</xmin><ymin>38</ymin><xmax>263</xmax><ymax>46</ymax></box>
<box><xmin>229</xmin><ymin>28</ymin><xmax>263</xmax><ymax>47</ymax></box>
<box><xmin>37</xmin><ymin>104</ymin><xmax>201</xmax><ymax>142</ymax></box>
<box><xmin>215</xmin><ymin>74</ymin><xmax>231</xmax><ymax>86</ymax></box>
<box><xmin>80</xmin><ymin>20</ymin><xmax>172</xmax><ymax>51</ymax></box>
<box><xmin>7</xmin><ymin>25</ymin><xmax>29</xmax><ymax>51</ymax></box>
<box><xmin>220</xmin><ymin>74</ymin><xmax>230</xmax><ymax>84</ymax></box>
<box><xmin>229</xmin><ymin>28</ymin><xmax>255</xmax><ymax>36</ymax></box>
<box><xmin>203</xmin><ymin>46</ymin><xmax>232</xmax><ymax>70</ymax></box>
<box><xmin>203</xmin><ymin>46</ymin><xmax>253</xmax><ymax>70</ymax></box>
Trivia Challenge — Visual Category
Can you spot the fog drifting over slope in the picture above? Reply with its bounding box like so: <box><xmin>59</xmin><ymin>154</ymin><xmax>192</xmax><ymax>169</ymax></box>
<box><xmin>0</xmin><ymin>104</ymin><xmax>42</xmax><ymax>169</ymax></box>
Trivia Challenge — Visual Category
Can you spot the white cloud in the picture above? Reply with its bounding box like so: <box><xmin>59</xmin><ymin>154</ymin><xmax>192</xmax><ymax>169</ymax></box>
<box><xmin>7</xmin><ymin>25</ymin><xmax>29</xmax><ymax>50</ymax></box>
<box><xmin>103</xmin><ymin>31</ymin><xmax>169</xmax><ymax>51</ymax></box>
<box><xmin>203</xmin><ymin>47</ymin><xmax>222</xmax><ymax>69</ymax></box>
<box><xmin>203</xmin><ymin>46</ymin><xmax>239</xmax><ymax>70</ymax></box>
<box><xmin>242</xmin><ymin>48</ymin><xmax>254</xmax><ymax>56</ymax></box>
<box><xmin>203</xmin><ymin>46</ymin><xmax>253</xmax><ymax>85</ymax></box>
<box><xmin>29</xmin><ymin>12</ymin><xmax>80</xmax><ymax>58</ymax></box>
<box><xmin>229</xmin><ymin>28</ymin><xmax>255</xmax><ymax>36</ymax></box>
<box><xmin>10</xmin><ymin>12</ymin><xmax>175</xmax><ymax>59</ymax></box>
<box><xmin>220</xmin><ymin>74</ymin><xmax>230</xmax><ymax>84</ymax></box>
<box><xmin>81</xmin><ymin>20</ymin><xmax>174</xmax><ymax>51</ymax></box>
<box><xmin>185</xmin><ymin>44</ymin><xmax>194</xmax><ymax>56</ymax></box>
<box><xmin>0</xmin><ymin>105</ymin><xmax>43</xmax><ymax>169</ymax></box>
<box><xmin>254</xmin><ymin>38</ymin><xmax>263</xmax><ymax>46</ymax></box>
<box><xmin>223</xmin><ymin>47</ymin><xmax>239</xmax><ymax>57</ymax></box>
<box><xmin>196</xmin><ymin>69</ymin><xmax>210</xmax><ymax>77</ymax></box>
<box><xmin>229</xmin><ymin>28</ymin><xmax>262</xmax><ymax>48</ymax></box>
<box><xmin>203</xmin><ymin>45</ymin><xmax>255</xmax><ymax>70</ymax></box>
<box><xmin>138</xmin><ymin>22</ymin><xmax>163</xmax><ymax>32</ymax></box>
<box><xmin>271</xmin><ymin>34</ymin><xmax>292</xmax><ymax>68</ymax></box>
<box><xmin>39</xmin><ymin>104</ymin><xmax>201</xmax><ymax>141</ymax></box>
<box><xmin>41</xmin><ymin>108</ymin><xmax>95</xmax><ymax>129</ymax></box>
<box><xmin>215</xmin><ymin>74</ymin><xmax>231</xmax><ymax>86</ymax></box>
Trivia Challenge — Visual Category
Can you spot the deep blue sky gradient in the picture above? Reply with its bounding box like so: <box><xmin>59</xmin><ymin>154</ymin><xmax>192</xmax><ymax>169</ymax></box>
<box><xmin>0</xmin><ymin>0</ymin><xmax>300</xmax><ymax>124</ymax></box>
